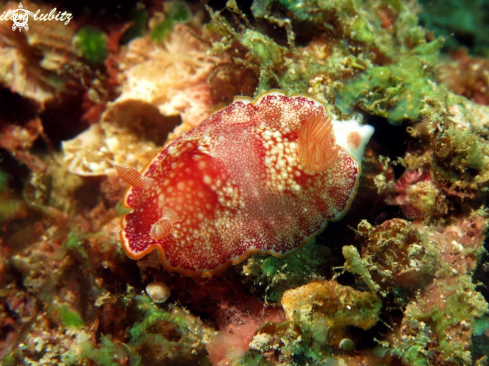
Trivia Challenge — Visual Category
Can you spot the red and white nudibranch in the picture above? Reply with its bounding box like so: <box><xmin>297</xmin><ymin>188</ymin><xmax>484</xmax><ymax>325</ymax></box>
<box><xmin>118</xmin><ymin>90</ymin><xmax>374</xmax><ymax>276</ymax></box>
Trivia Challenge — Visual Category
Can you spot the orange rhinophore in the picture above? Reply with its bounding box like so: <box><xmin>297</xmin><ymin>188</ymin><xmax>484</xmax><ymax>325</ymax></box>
<box><xmin>150</xmin><ymin>219</ymin><xmax>173</xmax><ymax>240</ymax></box>
<box><xmin>120</xmin><ymin>90</ymin><xmax>366</xmax><ymax>276</ymax></box>
<box><xmin>150</xmin><ymin>207</ymin><xmax>180</xmax><ymax>240</ymax></box>
<box><xmin>115</xmin><ymin>164</ymin><xmax>154</xmax><ymax>189</ymax></box>
<box><xmin>297</xmin><ymin>111</ymin><xmax>340</xmax><ymax>172</ymax></box>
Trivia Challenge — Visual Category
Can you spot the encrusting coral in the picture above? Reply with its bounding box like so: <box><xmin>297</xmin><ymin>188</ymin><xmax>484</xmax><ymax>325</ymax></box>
<box><xmin>0</xmin><ymin>1</ymin><xmax>79</xmax><ymax>108</ymax></box>
<box><xmin>388</xmin><ymin>274</ymin><xmax>489</xmax><ymax>366</ymax></box>
<box><xmin>62</xmin><ymin>22</ymin><xmax>229</xmax><ymax>176</ymax></box>
<box><xmin>343</xmin><ymin>218</ymin><xmax>438</xmax><ymax>298</ymax></box>
<box><xmin>117</xmin><ymin>23</ymin><xmax>225</xmax><ymax>131</ymax></box>
<box><xmin>342</xmin><ymin>210</ymin><xmax>489</xmax><ymax>364</ymax></box>
<box><xmin>281</xmin><ymin>280</ymin><xmax>382</xmax><ymax>347</ymax></box>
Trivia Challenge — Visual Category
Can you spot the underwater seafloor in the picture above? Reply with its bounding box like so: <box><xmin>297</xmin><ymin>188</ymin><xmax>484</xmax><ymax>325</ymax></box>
<box><xmin>1</xmin><ymin>0</ymin><xmax>489</xmax><ymax>365</ymax></box>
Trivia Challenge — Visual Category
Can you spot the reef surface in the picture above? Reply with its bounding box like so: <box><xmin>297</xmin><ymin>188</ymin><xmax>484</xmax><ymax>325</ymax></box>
<box><xmin>0</xmin><ymin>0</ymin><xmax>489</xmax><ymax>365</ymax></box>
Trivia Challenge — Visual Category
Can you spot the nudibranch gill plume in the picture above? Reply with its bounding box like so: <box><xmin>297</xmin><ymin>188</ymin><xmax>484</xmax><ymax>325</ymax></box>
<box><xmin>118</xmin><ymin>90</ymin><xmax>374</xmax><ymax>276</ymax></box>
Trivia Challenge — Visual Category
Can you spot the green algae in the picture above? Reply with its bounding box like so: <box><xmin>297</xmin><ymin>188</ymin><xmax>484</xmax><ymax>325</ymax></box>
<box><xmin>442</xmin><ymin>127</ymin><xmax>489</xmax><ymax>172</ymax></box>
<box><xmin>207</xmin><ymin>4</ymin><xmax>347</xmax><ymax>98</ymax></box>
<box><xmin>2</xmin><ymin>355</ymin><xmax>16</xmax><ymax>366</ymax></box>
<box><xmin>2</xmin><ymin>1</ymin><xmax>489</xmax><ymax>365</ymax></box>
<box><xmin>64</xmin><ymin>231</ymin><xmax>88</xmax><ymax>260</ymax></box>
<box><xmin>335</xmin><ymin>50</ymin><xmax>442</xmax><ymax>125</ymax></box>
<box><xmin>279</xmin><ymin>280</ymin><xmax>382</xmax><ymax>364</ymax></box>
<box><xmin>239</xmin><ymin>29</ymin><xmax>288</xmax><ymax>94</ymax></box>
<box><xmin>433</xmin><ymin>125</ymin><xmax>489</xmax><ymax>192</ymax></box>
<box><xmin>59</xmin><ymin>305</ymin><xmax>85</xmax><ymax>329</ymax></box>
<box><xmin>62</xmin><ymin>288</ymin><xmax>211</xmax><ymax>366</ymax></box>
<box><xmin>472</xmin><ymin>317</ymin><xmax>489</xmax><ymax>361</ymax></box>
<box><xmin>151</xmin><ymin>1</ymin><xmax>190</xmax><ymax>41</ymax></box>
<box><xmin>473</xmin><ymin>317</ymin><xmax>489</xmax><ymax>336</ymax></box>
<box><xmin>210</xmin><ymin>0</ymin><xmax>443</xmax><ymax>119</ymax></box>
<box><xmin>74</xmin><ymin>27</ymin><xmax>108</xmax><ymax>64</ymax></box>
<box><xmin>243</xmin><ymin>353</ymin><xmax>271</xmax><ymax>366</ymax></box>
<box><xmin>0</xmin><ymin>198</ymin><xmax>25</xmax><ymax>223</ymax></box>
<box><xmin>250</xmin><ymin>0</ymin><xmax>445</xmax><ymax>125</ymax></box>
<box><xmin>246</xmin><ymin>320</ymin><xmax>333</xmax><ymax>365</ymax></box>
<box><xmin>252</xmin><ymin>0</ymin><xmax>428</xmax><ymax>59</ymax></box>
<box><xmin>342</xmin><ymin>245</ymin><xmax>380</xmax><ymax>293</ymax></box>
<box><xmin>390</xmin><ymin>275</ymin><xmax>489</xmax><ymax>365</ymax></box>
<box><xmin>84</xmin><ymin>335</ymin><xmax>130</xmax><ymax>366</ymax></box>
<box><xmin>63</xmin><ymin>332</ymin><xmax>130</xmax><ymax>366</ymax></box>
<box><xmin>239</xmin><ymin>238</ymin><xmax>331</xmax><ymax>303</ymax></box>
<box><xmin>124</xmin><ymin>294</ymin><xmax>211</xmax><ymax>365</ymax></box>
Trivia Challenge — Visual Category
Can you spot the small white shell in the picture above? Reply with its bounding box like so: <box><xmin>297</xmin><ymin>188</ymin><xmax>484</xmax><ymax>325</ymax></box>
<box><xmin>339</xmin><ymin>338</ymin><xmax>355</xmax><ymax>350</ymax></box>
<box><xmin>146</xmin><ymin>281</ymin><xmax>171</xmax><ymax>303</ymax></box>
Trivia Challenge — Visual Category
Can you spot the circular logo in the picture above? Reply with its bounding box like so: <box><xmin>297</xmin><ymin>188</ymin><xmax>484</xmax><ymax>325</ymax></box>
<box><xmin>11</xmin><ymin>3</ymin><xmax>33</xmax><ymax>32</ymax></box>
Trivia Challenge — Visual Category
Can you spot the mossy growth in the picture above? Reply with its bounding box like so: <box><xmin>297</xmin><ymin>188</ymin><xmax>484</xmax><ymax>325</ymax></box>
<box><xmin>207</xmin><ymin>7</ymin><xmax>333</xmax><ymax>99</ymax></box>
<box><xmin>238</xmin><ymin>238</ymin><xmax>331</xmax><ymax>303</ymax></box>
<box><xmin>59</xmin><ymin>304</ymin><xmax>85</xmax><ymax>329</ymax></box>
<box><xmin>282</xmin><ymin>280</ymin><xmax>382</xmax><ymax>347</ymax></box>
<box><xmin>242</xmin><ymin>352</ymin><xmax>272</xmax><ymax>366</ymax></box>
<box><xmin>125</xmin><ymin>293</ymin><xmax>212</xmax><ymax>365</ymax></box>
<box><xmin>441</xmin><ymin>127</ymin><xmax>489</xmax><ymax>172</ymax></box>
<box><xmin>0</xmin><ymin>192</ymin><xmax>25</xmax><ymax>223</ymax></box>
<box><xmin>1</xmin><ymin>355</ymin><xmax>16</xmax><ymax>366</ymax></box>
<box><xmin>248</xmin><ymin>320</ymin><xmax>333</xmax><ymax>365</ymax></box>
<box><xmin>390</xmin><ymin>275</ymin><xmax>489</xmax><ymax>365</ymax></box>
<box><xmin>86</xmin><ymin>335</ymin><xmax>130</xmax><ymax>366</ymax></box>
<box><xmin>151</xmin><ymin>1</ymin><xmax>190</xmax><ymax>41</ymax></box>
<box><xmin>252</xmin><ymin>0</ymin><xmax>429</xmax><ymax>61</ymax></box>
<box><xmin>63</xmin><ymin>228</ymin><xmax>125</xmax><ymax>269</ymax></box>
<box><xmin>63</xmin><ymin>332</ymin><xmax>130</xmax><ymax>365</ymax></box>
<box><xmin>240</xmin><ymin>30</ymin><xmax>288</xmax><ymax>95</ymax></box>
<box><xmin>342</xmin><ymin>245</ymin><xmax>380</xmax><ymax>293</ymax></box>
<box><xmin>66</xmin><ymin>288</ymin><xmax>212</xmax><ymax>365</ymax></box>
<box><xmin>434</xmin><ymin>125</ymin><xmax>489</xmax><ymax>191</ymax></box>
<box><xmin>64</xmin><ymin>231</ymin><xmax>88</xmax><ymax>260</ymax></box>
<box><xmin>239</xmin><ymin>30</ymin><xmax>335</xmax><ymax>96</ymax></box>
<box><xmin>74</xmin><ymin>27</ymin><xmax>108</xmax><ymax>64</ymax></box>
<box><xmin>335</xmin><ymin>46</ymin><xmax>442</xmax><ymax>125</ymax></box>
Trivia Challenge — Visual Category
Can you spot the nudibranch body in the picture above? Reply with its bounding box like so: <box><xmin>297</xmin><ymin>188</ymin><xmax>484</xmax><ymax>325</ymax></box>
<box><xmin>119</xmin><ymin>90</ymin><xmax>374</xmax><ymax>276</ymax></box>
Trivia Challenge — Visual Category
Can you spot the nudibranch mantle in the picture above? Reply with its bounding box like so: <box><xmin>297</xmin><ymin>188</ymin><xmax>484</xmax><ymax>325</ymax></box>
<box><xmin>120</xmin><ymin>90</ymin><xmax>374</xmax><ymax>276</ymax></box>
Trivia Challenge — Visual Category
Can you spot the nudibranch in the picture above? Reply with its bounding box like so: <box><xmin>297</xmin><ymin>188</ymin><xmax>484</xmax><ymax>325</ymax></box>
<box><xmin>118</xmin><ymin>90</ymin><xmax>374</xmax><ymax>276</ymax></box>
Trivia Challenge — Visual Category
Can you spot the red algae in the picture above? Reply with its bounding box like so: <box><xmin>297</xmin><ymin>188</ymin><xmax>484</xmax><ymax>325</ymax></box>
<box><xmin>120</xmin><ymin>90</ymin><xmax>362</xmax><ymax>276</ymax></box>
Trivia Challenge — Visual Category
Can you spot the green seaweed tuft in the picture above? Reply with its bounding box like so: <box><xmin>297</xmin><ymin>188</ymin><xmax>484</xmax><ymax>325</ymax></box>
<box><xmin>335</xmin><ymin>51</ymin><xmax>441</xmax><ymax>125</ymax></box>
<box><xmin>239</xmin><ymin>238</ymin><xmax>332</xmax><ymax>303</ymax></box>
<box><xmin>59</xmin><ymin>305</ymin><xmax>85</xmax><ymax>329</ymax></box>
<box><xmin>74</xmin><ymin>27</ymin><xmax>108</xmax><ymax>64</ymax></box>
<box><xmin>151</xmin><ymin>1</ymin><xmax>190</xmax><ymax>41</ymax></box>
